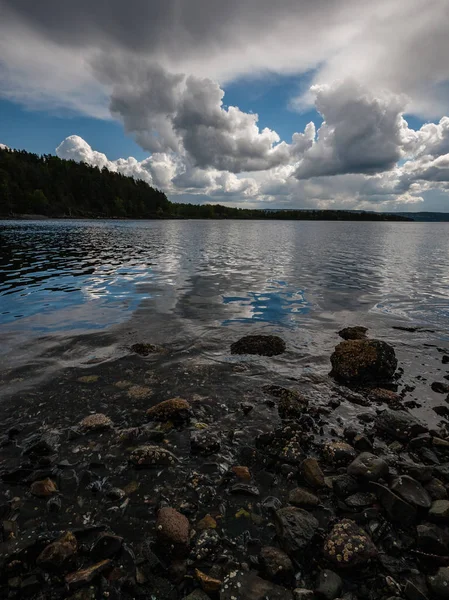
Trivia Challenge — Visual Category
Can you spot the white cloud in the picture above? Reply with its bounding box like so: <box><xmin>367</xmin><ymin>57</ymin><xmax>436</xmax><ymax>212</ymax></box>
<box><xmin>0</xmin><ymin>143</ymin><xmax>9</xmax><ymax>150</ymax></box>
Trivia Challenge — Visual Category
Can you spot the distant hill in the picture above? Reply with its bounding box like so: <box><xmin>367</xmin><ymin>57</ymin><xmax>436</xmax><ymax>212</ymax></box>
<box><xmin>0</xmin><ymin>147</ymin><xmax>415</xmax><ymax>221</ymax></box>
<box><xmin>396</xmin><ymin>212</ymin><xmax>449</xmax><ymax>222</ymax></box>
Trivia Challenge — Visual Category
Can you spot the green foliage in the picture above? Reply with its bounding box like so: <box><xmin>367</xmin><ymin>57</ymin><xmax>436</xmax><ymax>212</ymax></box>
<box><xmin>0</xmin><ymin>147</ymin><xmax>412</xmax><ymax>221</ymax></box>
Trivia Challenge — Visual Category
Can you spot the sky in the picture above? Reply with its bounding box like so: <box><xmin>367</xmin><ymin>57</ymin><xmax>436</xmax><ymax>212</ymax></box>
<box><xmin>2</xmin><ymin>1</ymin><xmax>449</xmax><ymax>211</ymax></box>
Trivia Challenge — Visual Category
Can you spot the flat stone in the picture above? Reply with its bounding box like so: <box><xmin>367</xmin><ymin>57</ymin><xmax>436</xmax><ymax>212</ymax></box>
<box><xmin>323</xmin><ymin>519</ymin><xmax>377</xmax><ymax>568</ymax></box>
<box><xmin>371</xmin><ymin>482</ymin><xmax>417</xmax><ymax>526</ymax></box>
<box><xmin>347</xmin><ymin>452</ymin><xmax>389</xmax><ymax>482</ymax></box>
<box><xmin>195</xmin><ymin>569</ymin><xmax>222</xmax><ymax>593</ymax></box>
<box><xmin>288</xmin><ymin>487</ymin><xmax>320</xmax><ymax>508</ymax></box>
<box><xmin>345</xmin><ymin>492</ymin><xmax>376</xmax><ymax>508</ymax></box>
<box><xmin>315</xmin><ymin>569</ymin><xmax>343</xmax><ymax>600</ymax></box>
<box><xmin>220</xmin><ymin>571</ymin><xmax>293</xmax><ymax>600</ymax></box>
<box><xmin>302</xmin><ymin>458</ymin><xmax>326</xmax><ymax>488</ymax></box>
<box><xmin>22</xmin><ymin>430</ymin><xmax>60</xmax><ymax>457</ymax></box>
<box><xmin>429</xmin><ymin>500</ymin><xmax>449</xmax><ymax>524</ymax></box>
<box><xmin>156</xmin><ymin>507</ymin><xmax>190</xmax><ymax>557</ymax></box>
<box><xmin>275</xmin><ymin>507</ymin><xmax>319</xmax><ymax>557</ymax></box>
<box><xmin>146</xmin><ymin>398</ymin><xmax>191</xmax><ymax>424</ymax></box>
<box><xmin>390</xmin><ymin>475</ymin><xmax>432</xmax><ymax>509</ymax></box>
<box><xmin>230</xmin><ymin>335</ymin><xmax>286</xmax><ymax>357</ymax></box>
<box><xmin>428</xmin><ymin>567</ymin><xmax>449</xmax><ymax>599</ymax></box>
<box><xmin>375</xmin><ymin>410</ymin><xmax>427</xmax><ymax>441</ymax></box>
<box><xmin>330</xmin><ymin>339</ymin><xmax>397</xmax><ymax>384</ymax></box>
<box><xmin>129</xmin><ymin>445</ymin><xmax>178</xmax><ymax>467</ymax></box>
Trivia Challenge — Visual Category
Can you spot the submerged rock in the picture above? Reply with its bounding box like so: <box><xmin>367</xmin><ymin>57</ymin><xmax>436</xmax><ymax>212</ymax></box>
<box><xmin>129</xmin><ymin>445</ymin><xmax>178</xmax><ymax>467</ymax></box>
<box><xmin>323</xmin><ymin>519</ymin><xmax>377</xmax><ymax>568</ymax></box>
<box><xmin>156</xmin><ymin>507</ymin><xmax>190</xmax><ymax>558</ymax></box>
<box><xmin>338</xmin><ymin>326</ymin><xmax>368</xmax><ymax>340</ymax></box>
<box><xmin>220</xmin><ymin>571</ymin><xmax>293</xmax><ymax>600</ymax></box>
<box><xmin>146</xmin><ymin>398</ymin><xmax>191</xmax><ymax>424</ymax></box>
<box><xmin>375</xmin><ymin>409</ymin><xmax>427</xmax><ymax>441</ymax></box>
<box><xmin>231</xmin><ymin>335</ymin><xmax>286</xmax><ymax>357</ymax></box>
<box><xmin>330</xmin><ymin>339</ymin><xmax>397</xmax><ymax>384</ymax></box>
<box><xmin>79</xmin><ymin>413</ymin><xmax>113</xmax><ymax>432</ymax></box>
<box><xmin>275</xmin><ymin>507</ymin><xmax>319</xmax><ymax>556</ymax></box>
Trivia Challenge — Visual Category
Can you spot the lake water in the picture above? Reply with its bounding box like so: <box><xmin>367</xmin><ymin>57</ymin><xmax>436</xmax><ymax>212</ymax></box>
<box><xmin>1</xmin><ymin>219</ymin><xmax>449</xmax><ymax>401</ymax></box>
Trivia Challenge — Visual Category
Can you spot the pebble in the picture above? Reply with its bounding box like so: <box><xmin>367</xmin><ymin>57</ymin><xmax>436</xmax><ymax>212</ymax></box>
<box><xmin>315</xmin><ymin>569</ymin><xmax>343</xmax><ymax>600</ymax></box>
<box><xmin>30</xmin><ymin>477</ymin><xmax>58</xmax><ymax>497</ymax></box>
<box><xmin>156</xmin><ymin>507</ymin><xmax>190</xmax><ymax>558</ymax></box>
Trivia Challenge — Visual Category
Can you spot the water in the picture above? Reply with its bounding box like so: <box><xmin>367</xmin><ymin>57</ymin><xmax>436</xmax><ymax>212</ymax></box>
<box><xmin>1</xmin><ymin>219</ymin><xmax>449</xmax><ymax>393</ymax></box>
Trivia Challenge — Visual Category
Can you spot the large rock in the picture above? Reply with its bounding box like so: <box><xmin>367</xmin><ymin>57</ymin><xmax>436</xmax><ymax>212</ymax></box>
<box><xmin>275</xmin><ymin>507</ymin><xmax>319</xmax><ymax>557</ymax></box>
<box><xmin>231</xmin><ymin>335</ymin><xmax>286</xmax><ymax>357</ymax></box>
<box><xmin>220</xmin><ymin>571</ymin><xmax>293</xmax><ymax>600</ymax></box>
<box><xmin>370</xmin><ymin>482</ymin><xmax>417</xmax><ymax>526</ymax></box>
<box><xmin>375</xmin><ymin>410</ymin><xmax>427</xmax><ymax>441</ymax></box>
<box><xmin>146</xmin><ymin>398</ymin><xmax>191</xmax><ymax>424</ymax></box>
<box><xmin>156</xmin><ymin>507</ymin><xmax>190</xmax><ymax>557</ymax></box>
<box><xmin>330</xmin><ymin>339</ymin><xmax>397</xmax><ymax>384</ymax></box>
<box><xmin>323</xmin><ymin>519</ymin><xmax>377</xmax><ymax>568</ymax></box>
<box><xmin>347</xmin><ymin>452</ymin><xmax>389</xmax><ymax>482</ymax></box>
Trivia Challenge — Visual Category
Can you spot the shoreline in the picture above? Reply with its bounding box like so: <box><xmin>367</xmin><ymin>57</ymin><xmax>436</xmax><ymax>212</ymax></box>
<box><xmin>0</xmin><ymin>329</ymin><xmax>448</xmax><ymax>599</ymax></box>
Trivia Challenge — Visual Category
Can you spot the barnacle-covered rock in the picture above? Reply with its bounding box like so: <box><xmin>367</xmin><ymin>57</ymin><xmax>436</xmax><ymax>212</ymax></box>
<box><xmin>323</xmin><ymin>519</ymin><xmax>377</xmax><ymax>568</ymax></box>
<box><xmin>231</xmin><ymin>335</ymin><xmax>286</xmax><ymax>357</ymax></box>
<box><xmin>338</xmin><ymin>326</ymin><xmax>368</xmax><ymax>340</ymax></box>
<box><xmin>156</xmin><ymin>507</ymin><xmax>190</xmax><ymax>557</ymax></box>
<box><xmin>129</xmin><ymin>445</ymin><xmax>178</xmax><ymax>467</ymax></box>
<box><xmin>146</xmin><ymin>397</ymin><xmax>191</xmax><ymax>424</ymax></box>
<box><xmin>330</xmin><ymin>339</ymin><xmax>397</xmax><ymax>384</ymax></box>
<box><xmin>79</xmin><ymin>413</ymin><xmax>113</xmax><ymax>432</ymax></box>
<box><xmin>323</xmin><ymin>441</ymin><xmax>356</xmax><ymax>467</ymax></box>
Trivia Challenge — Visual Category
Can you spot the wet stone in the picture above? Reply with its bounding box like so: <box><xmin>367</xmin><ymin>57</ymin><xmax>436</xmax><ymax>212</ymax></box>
<box><xmin>79</xmin><ymin>413</ymin><xmax>113</xmax><ymax>432</ymax></box>
<box><xmin>230</xmin><ymin>335</ymin><xmax>286</xmax><ymax>357</ymax></box>
<box><xmin>191</xmin><ymin>430</ymin><xmax>221</xmax><ymax>455</ymax></box>
<box><xmin>375</xmin><ymin>409</ymin><xmax>428</xmax><ymax>441</ymax></box>
<box><xmin>347</xmin><ymin>452</ymin><xmax>389</xmax><ymax>482</ymax></box>
<box><xmin>338</xmin><ymin>326</ymin><xmax>368</xmax><ymax>340</ymax></box>
<box><xmin>260</xmin><ymin>546</ymin><xmax>294</xmax><ymax>583</ymax></box>
<box><xmin>195</xmin><ymin>568</ymin><xmax>222</xmax><ymax>593</ymax></box>
<box><xmin>315</xmin><ymin>569</ymin><xmax>343</xmax><ymax>600</ymax></box>
<box><xmin>288</xmin><ymin>487</ymin><xmax>320</xmax><ymax>508</ymax></box>
<box><xmin>323</xmin><ymin>519</ymin><xmax>377</xmax><ymax>568</ymax></box>
<box><xmin>36</xmin><ymin>532</ymin><xmax>77</xmax><ymax>569</ymax></box>
<box><xmin>332</xmin><ymin>474</ymin><xmax>360</xmax><ymax>499</ymax></box>
<box><xmin>229</xmin><ymin>483</ymin><xmax>260</xmax><ymax>496</ymax></box>
<box><xmin>370</xmin><ymin>482</ymin><xmax>417</xmax><ymax>526</ymax></box>
<box><xmin>275</xmin><ymin>507</ymin><xmax>319</xmax><ymax>557</ymax></box>
<box><xmin>417</xmin><ymin>523</ymin><xmax>449</xmax><ymax>555</ymax></box>
<box><xmin>90</xmin><ymin>532</ymin><xmax>123</xmax><ymax>559</ymax></box>
<box><xmin>428</xmin><ymin>567</ymin><xmax>449</xmax><ymax>599</ymax></box>
<box><xmin>425</xmin><ymin>478</ymin><xmax>448</xmax><ymax>500</ymax></box>
<box><xmin>184</xmin><ymin>591</ymin><xmax>211</xmax><ymax>600</ymax></box>
<box><xmin>22</xmin><ymin>430</ymin><xmax>60</xmax><ymax>457</ymax></box>
<box><xmin>65</xmin><ymin>559</ymin><xmax>112</xmax><ymax>591</ymax></box>
<box><xmin>156</xmin><ymin>507</ymin><xmax>190</xmax><ymax>558</ymax></box>
<box><xmin>232</xmin><ymin>465</ymin><xmax>251</xmax><ymax>480</ymax></box>
<box><xmin>323</xmin><ymin>441</ymin><xmax>356</xmax><ymax>467</ymax></box>
<box><xmin>193</xmin><ymin>529</ymin><xmax>221</xmax><ymax>561</ymax></box>
<box><xmin>129</xmin><ymin>445</ymin><xmax>178</xmax><ymax>467</ymax></box>
<box><xmin>330</xmin><ymin>339</ymin><xmax>397</xmax><ymax>384</ymax></box>
<box><xmin>353</xmin><ymin>434</ymin><xmax>373</xmax><ymax>453</ymax></box>
<box><xmin>220</xmin><ymin>571</ymin><xmax>293</xmax><ymax>600</ymax></box>
<box><xmin>390</xmin><ymin>475</ymin><xmax>431</xmax><ymax>509</ymax></box>
<box><xmin>146</xmin><ymin>397</ymin><xmax>191</xmax><ymax>424</ymax></box>
<box><xmin>344</xmin><ymin>492</ymin><xmax>376</xmax><ymax>508</ymax></box>
<box><xmin>30</xmin><ymin>477</ymin><xmax>57</xmax><ymax>497</ymax></box>
<box><xmin>428</xmin><ymin>499</ymin><xmax>449</xmax><ymax>523</ymax></box>
<box><xmin>302</xmin><ymin>457</ymin><xmax>326</xmax><ymax>488</ymax></box>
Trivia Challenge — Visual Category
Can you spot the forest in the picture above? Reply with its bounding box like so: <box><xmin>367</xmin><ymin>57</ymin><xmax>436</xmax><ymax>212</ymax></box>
<box><xmin>0</xmin><ymin>147</ymin><xmax>411</xmax><ymax>221</ymax></box>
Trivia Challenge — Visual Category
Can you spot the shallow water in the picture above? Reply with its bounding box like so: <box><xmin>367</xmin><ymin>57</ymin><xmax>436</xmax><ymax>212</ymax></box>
<box><xmin>1</xmin><ymin>219</ymin><xmax>449</xmax><ymax>408</ymax></box>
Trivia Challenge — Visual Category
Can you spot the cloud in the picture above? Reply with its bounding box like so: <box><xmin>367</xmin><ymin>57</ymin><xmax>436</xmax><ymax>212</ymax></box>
<box><xmin>0</xmin><ymin>143</ymin><xmax>9</xmax><ymax>150</ymax></box>
<box><xmin>295</xmin><ymin>81</ymin><xmax>407</xmax><ymax>179</ymax></box>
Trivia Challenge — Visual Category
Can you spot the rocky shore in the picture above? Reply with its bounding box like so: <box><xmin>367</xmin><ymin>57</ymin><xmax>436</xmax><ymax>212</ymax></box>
<box><xmin>1</xmin><ymin>328</ymin><xmax>449</xmax><ymax>599</ymax></box>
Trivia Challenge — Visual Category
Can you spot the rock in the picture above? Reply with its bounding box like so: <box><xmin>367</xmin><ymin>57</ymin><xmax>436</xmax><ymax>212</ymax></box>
<box><xmin>260</xmin><ymin>546</ymin><xmax>294</xmax><ymax>583</ymax></box>
<box><xmin>191</xmin><ymin>430</ymin><xmax>221</xmax><ymax>455</ymax></box>
<box><xmin>332</xmin><ymin>475</ymin><xmax>360</xmax><ymax>498</ymax></box>
<box><xmin>353</xmin><ymin>434</ymin><xmax>373</xmax><ymax>452</ymax></box>
<box><xmin>232</xmin><ymin>466</ymin><xmax>251</xmax><ymax>481</ymax></box>
<box><xmin>293</xmin><ymin>590</ymin><xmax>315</xmax><ymax>600</ymax></box>
<box><xmin>22</xmin><ymin>430</ymin><xmax>60</xmax><ymax>457</ymax></box>
<box><xmin>368</xmin><ymin>388</ymin><xmax>402</xmax><ymax>404</ymax></box>
<box><xmin>434</xmin><ymin>464</ymin><xmax>449</xmax><ymax>483</ymax></box>
<box><xmin>129</xmin><ymin>445</ymin><xmax>178</xmax><ymax>467</ymax></box>
<box><xmin>347</xmin><ymin>452</ymin><xmax>389</xmax><ymax>482</ymax></box>
<box><xmin>330</xmin><ymin>339</ymin><xmax>397</xmax><ymax>384</ymax></box>
<box><xmin>275</xmin><ymin>507</ymin><xmax>319</xmax><ymax>557</ymax></box>
<box><xmin>230</xmin><ymin>483</ymin><xmax>260</xmax><ymax>496</ymax></box>
<box><xmin>370</xmin><ymin>482</ymin><xmax>417</xmax><ymax>526</ymax></box>
<box><xmin>323</xmin><ymin>441</ymin><xmax>356</xmax><ymax>467</ymax></box>
<box><xmin>323</xmin><ymin>519</ymin><xmax>377</xmax><ymax>568</ymax></box>
<box><xmin>146</xmin><ymin>398</ymin><xmax>191</xmax><ymax>424</ymax></box>
<box><xmin>338</xmin><ymin>326</ymin><xmax>368</xmax><ymax>340</ymax></box>
<box><xmin>156</xmin><ymin>507</ymin><xmax>190</xmax><ymax>557</ymax></box>
<box><xmin>220</xmin><ymin>571</ymin><xmax>293</xmax><ymax>600</ymax></box>
<box><xmin>399</xmin><ymin>461</ymin><xmax>434</xmax><ymax>482</ymax></box>
<box><xmin>195</xmin><ymin>569</ymin><xmax>222</xmax><ymax>593</ymax></box>
<box><xmin>432</xmin><ymin>382</ymin><xmax>449</xmax><ymax>394</ymax></box>
<box><xmin>288</xmin><ymin>487</ymin><xmax>320</xmax><ymax>508</ymax></box>
<box><xmin>345</xmin><ymin>492</ymin><xmax>376</xmax><ymax>508</ymax></box>
<box><xmin>20</xmin><ymin>575</ymin><xmax>41</xmax><ymax>596</ymax></box>
<box><xmin>36</xmin><ymin>532</ymin><xmax>77</xmax><ymax>569</ymax></box>
<box><xmin>429</xmin><ymin>500</ymin><xmax>449</xmax><ymax>523</ymax></box>
<box><xmin>193</xmin><ymin>529</ymin><xmax>221</xmax><ymax>561</ymax></box>
<box><xmin>130</xmin><ymin>342</ymin><xmax>161</xmax><ymax>356</ymax></box>
<box><xmin>302</xmin><ymin>458</ymin><xmax>326</xmax><ymax>488</ymax></box>
<box><xmin>278</xmin><ymin>393</ymin><xmax>308</xmax><ymax>419</ymax></box>
<box><xmin>184</xmin><ymin>591</ymin><xmax>211</xmax><ymax>600</ymax></box>
<box><xmin>65</xmin><ymin>560</ymin><xmax>112</xmax><ymax>590</ymax></box>
<box><xmin>315</xmin><ymin>569</ymin><xmax>343</xmax><ymax>600</ymax></box>
<box><xmin>417</xmin><ymin>523</ymin><xmax>449</xmax><ymax>555</ymax></box>
<box><xmin>90</xmin><ymin>532</ymin><xmax>123</xmax><ymax>559</ymax></box>
<box><xmin>30</xmin><ymin>477</ymin><xmax>57</xmax><ymax>497</ymax></box>
<box><xmin>425</xmin><ymin>478</ymin><xmax>448</xmax><ymax>500</ymax></box>
<box><xmin>390</xmin><ymin>475</ymin><xmax>432</xmax><ymax>509</ymax></box>
<box><xmin>428</xmin><ymin>567</ymin><xmax>449</xmax><ymax>599</ymax></box>
<box><xmin>197</xmin><ymin>514</ymin><xmax>217</xmax><ymax>530</ymax></box>
<box><xmin>375</xmin><ymin>410</ymin><xmax>427</xmax><ymax>441</ymax></box>
<box><xmin>404</xmin><ymin>579</ymin><xmax>430</xmax><ymax>600</ymax></box>
<box><xmin>47</xmin><ymin>496</ymin><xmax>62</xmax><ymax>513</ymax></box>
<box><xmin>230</xmin><ymin>335</ymin><xmax>286</xmax><ymax>357</ymax></box>
<box><xmin>79</xmin><ymin>413</ymin><xmax>113</xmax><ymax>432</ymax></box>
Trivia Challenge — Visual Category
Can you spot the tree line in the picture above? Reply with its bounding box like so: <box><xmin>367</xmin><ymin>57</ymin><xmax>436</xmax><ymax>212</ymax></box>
<box><xmin>0</xmin><ymin>147</ymin><xmax>411</xmax><ymax>221</ymax></box>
